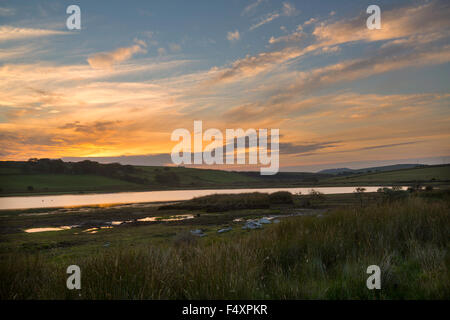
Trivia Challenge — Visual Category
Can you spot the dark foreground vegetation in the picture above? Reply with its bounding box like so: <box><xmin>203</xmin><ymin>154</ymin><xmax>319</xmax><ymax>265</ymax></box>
<box><xmin>0</xmin><ymin>190</ymin><xmax>448</xmax><ymax>299</ymax></box>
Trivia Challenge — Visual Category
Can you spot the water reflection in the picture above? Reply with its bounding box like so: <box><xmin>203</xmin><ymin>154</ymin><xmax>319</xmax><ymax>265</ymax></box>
<box><xmin>137</xmin><ymin>214</ymin><xmax>194</xmax><ymax>222</ymax></box>
<box><xmin>0</xmin><ymin>186</ymin><xmax>400</xmax><ymax>210</ymax></box>
<box><xmin>25</xmin><ymin>226</ymin><xmax>72</xmax><ymax>233</ymax></box>
<box><xmin>23</xmin><ymin>215</ymin><xmax>195</xmax><ymax>234</ymax></box>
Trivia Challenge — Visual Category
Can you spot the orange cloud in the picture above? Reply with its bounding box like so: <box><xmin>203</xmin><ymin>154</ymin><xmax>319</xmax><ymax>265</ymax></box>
<box><xmin>87</xmin><ymin>42</ymin><xmax>147</xmax><ymax>69</ymax></box>
<box><xmin>0</xmin><ymin>25</ymin><xmax>67</xmax><ymax>42</ymax></box>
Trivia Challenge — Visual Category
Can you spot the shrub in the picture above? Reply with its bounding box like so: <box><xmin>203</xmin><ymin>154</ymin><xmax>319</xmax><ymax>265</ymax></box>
<box><xmin>268</xmin><ymin>191</ymin><xmax>293</xmax><ymax>204</ymax></box>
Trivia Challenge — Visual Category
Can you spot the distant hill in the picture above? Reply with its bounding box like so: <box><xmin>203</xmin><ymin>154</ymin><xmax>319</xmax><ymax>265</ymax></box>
<box><xmin>319</xmin><ymin>164</ymin><xmax>426</xmax><ymax>175</ymax></box>
<box><xmin>0</xmin><ymin>159</ymin><xmax>330</xmax><ymax>195</ymax></box>
<box><xmin>323</xmin><ymin>164</ymin><xmax>450</xmax><ymax>185</ymax></box>
<box><xmin>1</xmin><ymin>159</ymin><xmax>448</xmax><ymax>196</ymax></box>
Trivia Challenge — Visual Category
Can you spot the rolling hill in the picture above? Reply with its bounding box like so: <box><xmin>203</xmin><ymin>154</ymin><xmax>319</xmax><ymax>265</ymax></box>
<box><xmin>0</xmin><ymin>159</ymin><xmax>449</xmax><ymax>196</ymax></box>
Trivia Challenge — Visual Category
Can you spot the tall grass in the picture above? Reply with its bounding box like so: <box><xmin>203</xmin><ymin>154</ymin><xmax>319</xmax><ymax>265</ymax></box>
<box><xmin>1</xmin><ymin>197</ymin><xmax>448</xmax><ymax>299</ymax></box>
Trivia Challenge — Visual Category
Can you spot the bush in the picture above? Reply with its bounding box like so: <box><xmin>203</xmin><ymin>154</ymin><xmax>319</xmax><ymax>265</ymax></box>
<box><xmin>159</xmin><ymin>192</ymin><xmax>271</xmax><ymax>212</ymax></box>
<box><xmin>268</xmin><ymin>191</ymin><xmax>293</xmax><ymax>204</ymax></box>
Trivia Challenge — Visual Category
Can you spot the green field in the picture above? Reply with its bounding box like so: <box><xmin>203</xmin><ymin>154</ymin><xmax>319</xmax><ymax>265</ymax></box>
<box><xmin>324</xmin><ymin>165</ymin><xmax>450</xmax><ymax>185</ymax></box>
<box><xmin>137</xmin><ymin>166</ymin><xmax>260</xmax><ymax>186</ymax></box>
<box><xmin>0</xmin><ymin>174</ymin><xmax>143</xmax><ymax>195</ymax></box>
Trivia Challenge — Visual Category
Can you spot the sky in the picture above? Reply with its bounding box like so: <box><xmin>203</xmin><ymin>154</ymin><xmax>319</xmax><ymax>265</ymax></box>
<box><xmin>0</xmin><ymin>0</ymin><xmax>449</xmax><ymax>172</ymax></box>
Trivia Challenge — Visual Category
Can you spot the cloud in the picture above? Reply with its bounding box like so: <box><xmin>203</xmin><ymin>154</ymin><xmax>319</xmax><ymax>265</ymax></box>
<box><xmin>227</xmin><ymin>30</ymin><xmax>240</xmax><ymax>42</ymax></box>
<box><xmin>87</xmin><ymin>42</ymin><xmax>147</xmax><ymax>69</ymax></box>
<box><xmin>59</xmin><ymin>120</ymin><xmax>123</xmax><ymax>134</ymax></box>
<box><xmin>0</xmin><ymin>26</ymin><xmax>67</xmax><ymax>42</ymax></box>
<box><xmin>269</xmin><ymin>25</ymin><xmax>303</xmax><ymax>44</ymax></box>
<box><xmin>0</xmin><ymin>44</ymin><xmax>43</xmax><ymax>60</ymax></box>
<box><xmin>273</xmin><ymin>44</ymin><xmax>450</xmax><ymax>103</ymax></box>
<box><xmin>169</xmin><ymin>43</ymin><xmax>181</xmax><ymax>52</ymax></box>
<box><xmin>0</xmin><ymin>7</ymin><xmax>15</xmax><ymax>16</ymax></box>
<box><xmin>208</xmin><ymin>1</ymin><xmax>450</xmax><ymax>88</ymax></box>
<box><xmin>312</xmin><ymin>1</ymin><xmax>450</xmax><ymax>46</ymax></box>
<box><xmin>158</xmin><ymin>47</ymin><xmax>166</xmax><ymax>55</ymax></box>
<box><xmin>303</xmin><ymin>18</ymin><xmax>316</xmax><ymax>26</ymax></box>
<box><xmin>281</xmin><ymin>2</ymin><xmax>296</xmax><ymax>16</ymax></box>
<box><xmin>207</xmin><ymin>47</ymin><xmax>305</xmax><ymax>85</ymax></box>
<box><xmin>279</xmin><ymin>141</ymin><xmax>339</xmax><ymax>155</ymax></box>
<box><xmin>250</xmin><ymin>12</ymin><xmax>280</xmax><ymax>31</ymax></box>
<box><xmin>242</xmin><ymin>0</ymin><xmax>264</xmax><ymax>16</ymax></box>
<box><xmin>1</xmin><ymin>1</ymin><xmax>449</xmax><ymax>165</ymax></box>
<box><xmin>249</xmin><ymin>2</ymin><xmax>296</xmax><ymax>30</ymax></box>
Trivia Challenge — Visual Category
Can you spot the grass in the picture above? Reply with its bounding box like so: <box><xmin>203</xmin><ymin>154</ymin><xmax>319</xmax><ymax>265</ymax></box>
<box><xmin>0</xmin><ymin>174</ymin><xmax>143</xmax><ymax>195</ymax></box>
<box><xmin>137</xmin><ymin>166</ymin><xmax>260</xmax><ymax>186</ymax></box>
<box><xmin>0</xmin><ymin>192</ymin><xmax>448</xmax><ymax>299</ymax></box>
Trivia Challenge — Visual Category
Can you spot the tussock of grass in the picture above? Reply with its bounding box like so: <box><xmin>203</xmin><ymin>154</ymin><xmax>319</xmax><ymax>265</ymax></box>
<box><xmin>0</xmin><ymin>197</ymin><xmax>448</xmax><ymax>299</ymax></box>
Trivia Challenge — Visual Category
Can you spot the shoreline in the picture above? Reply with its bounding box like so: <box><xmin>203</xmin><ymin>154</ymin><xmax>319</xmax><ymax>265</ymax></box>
<box><xmin>0</xmin><ymin>181</ymin><xmax>414</xmax><ymax>198</ymax></box>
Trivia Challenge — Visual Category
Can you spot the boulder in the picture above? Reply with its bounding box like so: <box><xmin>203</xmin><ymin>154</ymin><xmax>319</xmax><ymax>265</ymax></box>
<box><xmin>217</xmin><ymin>227</ymin><xmax>232</xmax><ymax>233</ymax></box>
<box><xmin>242</xmin><ymin>221</ymin><xmax>262</xmax><ymax>230</ymax></box>
<box><xmin>190</xmin><ymin>229</ymin><xmax>206</xmax><ymax>236</ymax></box>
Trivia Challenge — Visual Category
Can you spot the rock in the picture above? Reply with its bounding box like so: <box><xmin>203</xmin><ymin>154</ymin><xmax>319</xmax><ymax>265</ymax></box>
<box><xmin>217</xmin><ymin>227</ymin><xmax>232</xmax><ymax>233</ymax></box>
<box><xmin>242</xmin><ymin>221</ymin><xmax>262</xmax><ymax>230</ymax></box>
<box><xmin>273</xmin><ymin>219</ymin><xmax>280</xmax><ymax>224</ymax></box>
<box><xmin>258</xmin><ymin>218</ymin><xmax>271</xmax><ymax>224</ymax></box>
<box><xmin>190</xmin><ymin>229</ymin><xmax>206</xmax><ymax>236</ymax></box>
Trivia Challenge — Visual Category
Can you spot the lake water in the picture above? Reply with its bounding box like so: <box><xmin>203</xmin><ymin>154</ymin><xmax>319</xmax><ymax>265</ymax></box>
<box><xmin>0</xmin><ymin>186</ymin><xmax>391</xmax><ymax>210</ymax></box>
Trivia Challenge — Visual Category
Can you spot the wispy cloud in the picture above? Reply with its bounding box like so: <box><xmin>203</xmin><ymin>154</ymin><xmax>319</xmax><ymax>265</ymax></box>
<box><xmin>87</xmin><ymin>41</ymin><xmax>147</xmax><ymax>69</ymax></box>
<box><xmin>209</xmin><ymin>0</ymin><xmax>450</xmax><ymax>88</ymax></box>
<box><xmin>249</xmin><ymin>2</ymin><xmax>297</xmax><ymax>30</ymax></box>
<box><xmin>241</xmin><ymin>0</ymin><xmax>264</xmax><ymax>16</ymax></box>
<box><xmin>0</xmin><ymin>44</ymin><xmax>44</xmax><ymax>60</ymax></box>
<box><xmin>269</xmin><ymin>25</ymin><xmax>303</xmax><ymax>44</ymax></box>
<box><xmin>0</xmin><ymin>25</ymin><xmax>67</xmax><ymax>42</ymax></box>
<box><xmin>312</xmin><ymin>1</ymin><xmax>450</xmax><ymax>46</ymax></box>
<box><xmin>0</xmin><ymin>7</ymin><xmax>15</xmax><ymax>16</ymax></box>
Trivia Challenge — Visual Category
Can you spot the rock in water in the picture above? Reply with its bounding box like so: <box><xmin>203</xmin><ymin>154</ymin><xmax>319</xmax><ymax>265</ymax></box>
<box><xmin>217</xmin><ymin>227</ymin><xmax>232</xmax><ymax>233</ymax></box>
<box><xmin>190</xmin><ymin>229</ymin><xmax>206</xmax><ymax>236</ymax></box>
<box><xmin>242</xmin><ymin>221</ymin><xmax>262</xmax><ymax>230</ymax></box>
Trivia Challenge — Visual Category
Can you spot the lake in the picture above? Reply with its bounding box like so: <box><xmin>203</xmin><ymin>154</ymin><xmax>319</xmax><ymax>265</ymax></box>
<box><xmin>0</xmin><ymin>186</ymin><xmax>393</xmax><ymax>210</ymax></box>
